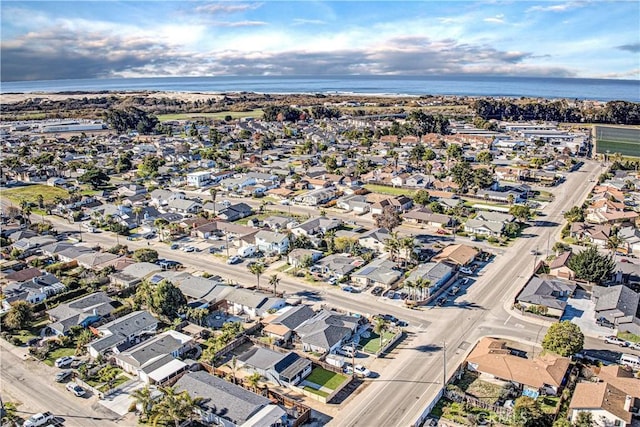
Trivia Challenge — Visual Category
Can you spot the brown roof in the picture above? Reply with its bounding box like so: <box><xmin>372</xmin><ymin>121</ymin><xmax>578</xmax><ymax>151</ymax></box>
<box><xmin>549</xmin><ymin>251</ymin><xmax>573</xmax><ymax>270</ymax></box>
<box><xmin>4</xmin><ymin>267</ymin><xmax>43</xmax><ymax>283</ymax></box>
<box><xmin>569</xmin><ymin>382</ymin><xmax>632</xmax><ymax>423</ymax></box>
<box><xmin>263</xmin><ymin>323</ymin><xmax>291</xmax><ymax>337</ymax></box>
<box><xmin>433</xmin><ymin>244</ymin><xmax>479</xmax><ymax>266</ymax></box>
<box><xmin>594</xmin><ymin>365</ymin><xmax>640</xmax><ymax>398</ymax></box>
<box><xmin>466</xmin><ymin>338</ymin><xmax>571</xmax><ymax>389</ymax></box>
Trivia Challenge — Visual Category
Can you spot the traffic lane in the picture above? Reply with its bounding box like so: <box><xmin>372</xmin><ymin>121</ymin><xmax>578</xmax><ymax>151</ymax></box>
<box><xmin>0</xmin><ymin>345</ymin><xmax>119</xmax><ymax>426</ymax></box>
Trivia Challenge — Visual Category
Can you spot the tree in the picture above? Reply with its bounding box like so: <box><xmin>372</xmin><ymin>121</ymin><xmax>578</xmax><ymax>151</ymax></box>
<box><xmin>541</xmin><ymin>321</ymin><xmax>584</xmax><ymax>357</ymax></box>
<box><xmin>514</xmin><ymin>396</ymin><xmax>550</xmax><ymax>427</ymax></box>
<box><xmin>374</xmin><ymin>318</ymin><xmax>389</xmax><ymax>347</ymax></box>
<box><xmin>129</xmin><ymin>384</ymin><xmax>156</xmax><ymax>421</ymax></box>
<box><xmin>384</xmin><ymin>232</ymin><xmax>401</xmax><ymax>262</ymax></box>
<box><xmin>509</xmin><ymin>205</ymin><xmax>532</xmax><ymax>222</ymax></box>
<box><xmin>446</xmin><ymin>143</ymin><xmax>463</xmax><ymax>161</ymax></box>
<box><xmin>151</xmin><ymin>386</ymin><xmax>202</xmax><ymax>427</ymax></box>
<box><xmin>268</xmin><ymin>274</ymin><xmax>280</xmax><ymax>296</ymax></box>
<box><xmin>245</xmin><ymin>372</ymin><xmax>262</xmax><ymax>392</ymax></box>
<box><xmin>209</xmin><ymin>188</ymin><xmax>218</xmax><ymax>217</ymax></box>
<box><xmin>132</xmin><ymin>206</ymin><xmax>143</xmax><ymax>225</ymax></box>
<box><xmin>573</xmin><ymin>411</ymin><xmax>595</xmax><ymax>427</ymax></box>
<box><xmin>150</xmin><ymin>280</ymin><xmax>187</xmax><ymax>320</ymax></box>
<box><xmin>375</xmin><ymin>205</ymin><xmax>401</xmax><ymax>231</ymax></box>
<box><xmin>423</xmin><ymin>148</ymin><xmax>436</xmax><ymax>162</ymax></box>
<box><xmin>473</xmin><ymin>168</ymin><xmax>495</xmax><ymax>189</ymax></box>
<box><xmin>413</xmin><ymin>189</ymin><xmax>430</xmax><ymax>206</ymax></box>
<box><xmin>563</xmin><ymin>205</ymin><xmax>584</xmax><ymax>223</ymax></box>
<box><xmin>4</xmin><ymin>301</ymin><xmax>33</xmax><ymax>330</ymax></box>
<box><xmin>75</xmin><ymin>329</ymin><xmax>94</xmax><ymax>355</ymax></box>
<box><xmin>552</xmin><ymin>418</ymin><xmax>571</xmax><ymax>427</ymax></box>
<box><xmin>476</xmin><ymin>150</ymin><xmax>493</xmax><ymax>165</ymax></box>
<box><xmin>0</xmin><ymin>401</ymin><xmax>19</xmax><ymax>425</ymax></box>
<box><xmin>133</xmin><ymin>248</ymin><xmax>159</xmax><ymax>263</ymax></box>
<box><xmin>567</xmin><ymin>246</ymin><xmax>615</xmax><ymax>284</ymax></box>
<box><xmin>79</xmin><ymin>168</ymin><xmax>110</xmax><ymax>189</ymax></box>
<box><xmin>450</xmin><ymin>161</ymin><xmax>474</xmax><ymax>192</ymax></box>
<box><xmin>248</xmin><ymin>263</ymin><xmax>265</xmax><ymax>290</ymax></box>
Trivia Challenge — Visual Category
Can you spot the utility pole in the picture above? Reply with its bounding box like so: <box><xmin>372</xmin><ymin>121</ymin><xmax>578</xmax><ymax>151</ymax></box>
<box><xmin>442</xmin><ymin>340</ymin><xmax>447</xmax><ymax>387</ymax></box>
<box><xmin>225</xmin><ymin>228</ymin><xmax>230</xmax><ymax>258</ymax></box>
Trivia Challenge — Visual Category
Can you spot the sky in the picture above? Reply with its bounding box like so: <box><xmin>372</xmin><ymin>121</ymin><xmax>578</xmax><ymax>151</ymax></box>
<box><xmin>1</xmin><ymin>1</ymin><xmax>639</xmax><ymax>82</ymax></box>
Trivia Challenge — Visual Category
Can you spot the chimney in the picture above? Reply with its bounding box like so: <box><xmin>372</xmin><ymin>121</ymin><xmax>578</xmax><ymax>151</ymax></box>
<box><xmin>624</xmin><ymin>395</ymin><xmax>632</xmax><ymax>412</ymax></box>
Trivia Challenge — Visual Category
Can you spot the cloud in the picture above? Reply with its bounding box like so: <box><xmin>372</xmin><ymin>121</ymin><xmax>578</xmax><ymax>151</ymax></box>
<box><xmin>292</xmin><ymin>18</ymin><xmax>326</xmax><ymax>26</ymax></box>
<box><xmin>483</xmin><ymin>14</ymin><xmax>505</xmax><ymax>24</ymax></box>
<box><xmin>194</xmin><ymin>2</ymin><xmax>263</xmax><ymax>15</ymax></box>
<box><xmin>597</xmin><ymin>69</ymin><xmax>640</xmax><ymax>79</ymax></box>
<box><xmin>617</xmin><ymin>43</ymin><xmax>640</xmax><ymax>53</ymax></box>
<box><xmin>208</xmin><ymin>20</ymin><xmax>268</xmax><ymax>27</ymax></box>
<box><xmin>527</xmin><ymin>2</ymin><xmax>587</xmax><ymax>13</ymax></box>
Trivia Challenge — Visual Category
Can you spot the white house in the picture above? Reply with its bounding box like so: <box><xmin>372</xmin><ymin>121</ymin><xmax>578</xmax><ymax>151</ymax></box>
<box><xmin>186</xmin><ymin>171</ymin><xmax>211</xmax><ymax>188</ymax></box>
<box><xmin>254</xmin><ymin>230</ymin><xmax>290</xmax><ymax>255</ymax></box>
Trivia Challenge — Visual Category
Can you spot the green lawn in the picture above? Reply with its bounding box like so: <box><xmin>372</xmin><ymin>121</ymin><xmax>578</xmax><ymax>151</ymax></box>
<box><xmin>3</xmin><ymin>184</ymin><xmax>70</xmax><ymax>206</ymax></box>
<box><xmin>363</xmin><ymin>184</ymin><xmax>416</xmax><ymax>197</ymax></box>
<box><xmin>539</xmin><ymin>396</ymin><xmax>560</xmax><ymax>414</ymax></box>
<box><xmin>618</xmin><ymin>331</ymin><xmax>640</xmax><ymax>343</ymax></box>
<box><xmin>157</xmin><ymin>110</ymin><xmax>263</xmax><ymax>122</ymax></box>
<box><xmin>305</xmin><ymin>367</ymin><xmax>347</xmax><ymax>390</ymax></box>
<box><xmin>44</xmin><ymin>347</ymin><xmax>76</xmax><ymax>366</ymax></box>
<box><xmin>98</xmin><ymin>375</ymin><xmax>129</xmax><ymax>392</ymax></box>
<box><xmin>361</xmin><ymin>331</ymin><xmax>396</xmax><ymax>354</ymax></box>
<box><xmin>450</xmin><ymin>371</ymin><xmax>503</xmax><ymax>405</ymax></box>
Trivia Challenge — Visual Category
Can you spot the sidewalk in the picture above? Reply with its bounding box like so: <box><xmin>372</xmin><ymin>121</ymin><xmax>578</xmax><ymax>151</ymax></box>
<box><xmin>0</xmin><ymin>335</ymin><xmax>33</xmax><ymax>361</ymax></box>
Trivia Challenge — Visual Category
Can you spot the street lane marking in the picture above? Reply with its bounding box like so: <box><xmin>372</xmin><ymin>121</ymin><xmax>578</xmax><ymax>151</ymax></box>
<box><xmin>504</xmin><ymin>315</ymin><xmax>512</xmax><ymax>326</ymax></box>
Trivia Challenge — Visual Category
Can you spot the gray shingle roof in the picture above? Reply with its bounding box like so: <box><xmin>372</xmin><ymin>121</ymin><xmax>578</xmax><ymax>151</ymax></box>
<box><xmin>517</xmin><ymin>277</ymin><xmax>576</xmax><ymax>310</ymax></box>
<box><xmin>174</xmin><ymin>371</ymin><xmax>271</xmax><ymax>425</ymax></box>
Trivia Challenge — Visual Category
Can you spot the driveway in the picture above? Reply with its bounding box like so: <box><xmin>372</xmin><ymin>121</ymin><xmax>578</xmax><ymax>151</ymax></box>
<box><xmin>98</xmin><ymin>379</ymin><xmax>145</xmax><ymax>416</ymax></box>
<box><xmin>561</xmin><ymin>290</ymin><xmax>615</xmax><ymax>338</ymax></box>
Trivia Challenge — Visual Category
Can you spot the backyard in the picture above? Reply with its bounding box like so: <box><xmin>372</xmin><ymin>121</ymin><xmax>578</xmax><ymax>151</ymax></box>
<box><xmin>449</xmin><ymin>371</ymin><xmax>504</xmax><ymax>405</ymax></box>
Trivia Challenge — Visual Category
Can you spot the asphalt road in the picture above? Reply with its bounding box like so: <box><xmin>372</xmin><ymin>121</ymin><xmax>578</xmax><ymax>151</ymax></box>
<box><xmin>0</xmin><ymin>339</ymin><xmax>121</xmax><ymax>426</ymax></box>
<box><xmin>3</xmin><ymin>159</ymin><xmax>624</xmax><ymax>427</ymax></box>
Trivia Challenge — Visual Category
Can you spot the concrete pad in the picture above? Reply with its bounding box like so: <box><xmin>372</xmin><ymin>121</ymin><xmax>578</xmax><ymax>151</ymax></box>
<box><xmin>562</xmin><ymin>291</ymin><xmax>615</xmax><ymax>338</ymax></box>
<box><xmin>98</xmin><ymin>379</ymin><xmax>145</xmax><ymax>416</ymax></box>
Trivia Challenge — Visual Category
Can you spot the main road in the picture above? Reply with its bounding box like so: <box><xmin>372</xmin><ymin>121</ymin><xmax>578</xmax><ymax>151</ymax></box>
<box><xmin>7</xmin><ymin>160</ymin><xmax>609</xmax><ymax>427</ymax></box>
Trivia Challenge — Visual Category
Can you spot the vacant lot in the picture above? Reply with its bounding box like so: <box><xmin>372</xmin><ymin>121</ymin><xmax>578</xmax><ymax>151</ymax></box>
<box><xmin>305</xmin><ymin>367</ymin><xmax>348</xmax><ymax>390</ymax></box>
<box><xmin>3</xmin><ymin>184</ymin><xmax>70</xmax><ymax>206</ymax></box>
<box><xmin>157</xmin><ymin>110</ymin><xmax>263</xmax><ymax>122</ymax></box>
<box><xmin>364</xmin><ymin>184</ymin><xmax>416</xmax><ymax>197</ymax></box>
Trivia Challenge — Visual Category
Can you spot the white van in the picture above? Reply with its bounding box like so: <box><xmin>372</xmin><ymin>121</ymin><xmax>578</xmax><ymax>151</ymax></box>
<box><xmin>238</xmin><ymin>245</ymin><xmax>256</xmax><ymax>258</ymax></box>
<box><xmin>620</xmin><ymin>353</ymin><xmax>640</xmax><ymax>371</ymax></box>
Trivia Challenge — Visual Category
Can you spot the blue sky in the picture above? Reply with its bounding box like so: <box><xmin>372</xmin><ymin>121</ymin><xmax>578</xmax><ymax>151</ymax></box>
<box><xmin>1</xmin><ymin>1</ymin><xmax>639</xmax><ymax>81</ymax></box>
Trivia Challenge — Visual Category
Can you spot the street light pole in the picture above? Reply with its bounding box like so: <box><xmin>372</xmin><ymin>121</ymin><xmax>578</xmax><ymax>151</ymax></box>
<box><xmin>442</xmin><ymin>340</ymin><xmax>447</xmax><ymax>386</ymax></box>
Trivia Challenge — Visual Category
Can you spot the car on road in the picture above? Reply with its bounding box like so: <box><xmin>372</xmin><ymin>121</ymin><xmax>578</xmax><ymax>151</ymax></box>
<box><xmin>54</xmin><ymin>356</ymin><xmax>74</xmax><ymax>368</ymax></box>
<box><xmin>459</xmin><ymin>267</ymin><xmax>473</xmax><ymax>275</ymax></box>
<box><xmin>55</xmin><ymin>370</ymin><xmax>73</xmax><ymax>382</ymax></box>
<box><xmin>371</xmin><ymin>286</ymin><xmax>384</xmax><ymax>296</ymax></box>
<box><xmin>604</xmin><ymin>336</ymin><xmax>628</xmax><ymax>346</ymax></box>
<box><xmin>436</xmin><ymin>296</ymin><xmax>447</xmax><ymax>306</ymax></box>
<box><xmin>170</xmin><ymin>243</ymin><xmax>180</xmax><ymax>250</ymax></box>
<box><xmin>227</xmin><ymin>256</ymin><xmax>241</xmax><ymax>265</ymax></box>
<box><xmin>66</xmin><ymin>382</ymin><xmax>86</xmax><ymax>397</ymax></box>
<box><xmin>182</xmin><ymin>246</ymin><xmax>196</xmax><ymax>252</ymax></box>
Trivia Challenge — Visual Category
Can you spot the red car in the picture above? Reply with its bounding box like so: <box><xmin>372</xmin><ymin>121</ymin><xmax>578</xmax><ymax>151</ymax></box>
<box><xmin>436</xmin><ymin>229</ymin><xmax>448</xmax><ymax>235</ymax></box>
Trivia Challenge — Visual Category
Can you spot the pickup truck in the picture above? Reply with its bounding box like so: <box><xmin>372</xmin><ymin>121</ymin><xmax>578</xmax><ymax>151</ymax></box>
<box><xmin>23</xmin><ymin>412</ymin><xmax>55</xmax><ymax>427</ymax></box>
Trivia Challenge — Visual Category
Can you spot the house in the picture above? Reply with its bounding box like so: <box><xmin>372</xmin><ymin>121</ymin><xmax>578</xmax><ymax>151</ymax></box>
<box><xmin>237</xmin><ymin>347</ymin><xmax>312</xmax><ymax>386</ymax></box>
<box><xmin>263</xmin><ymin>215</ymin><xmax>297</xmax><ymax>232</ymax></box>
<box><xmin>186</xmin><ymin>171</ymin><xmax>211</xmax><ymax>188</ymax></box>
<box><xmin>167</xmin><ymin>198</ymin><xmax>202</xmax><ymax>214</ymax></box>
<box><xmin>263</xmin><ymin>305</ymin><xmax>316</xmax><ymax>342</ymax></box>
<box><xmin>291</xmin><ymin>217</ymin><xmax>342</xmax><ymax>238</ymax></box>
<box><xmin>287</xmin><ymin>249</ymin><xmax>323</xmax><ymax>269</ymax></box>
<box><xmin>113</xmin><ymin>330</ymin><xmax>194</xmax><ymax>384</ymax></box>
<box><xmin>316</xmin><ymin>254</ymin><xmax>365</xmax><ymax>279</ymax></box>
<box><xmin>569</xmin><ymin>381</ymin><xmax>639</xmax><ymax>427</ymax></box>
<box><xmin>110</xmin><ymin>262</ymin><xmax>161</xmax><ymax>288</ymax></box>
<box><xmin>224</xmin><ymin>288</ymin><xmax>286</xmax><ymax>319</ymax></box>
<box><xmin>175</xmin><ymin>275</ymin><xmax>229</xmax><ymax>305</ymax></box>
<box><xmin>294</xmin><ymin>309</ymin><xmax>361</xmax><ymax>354</ymax></box>
<box><xmin>464</xmin><ymin>218</ymin><xmax>505</xmax><ymax>237</ymax></box>
<box><xmin>352</xmin><ymin>258</ymin><xmax>402</xmax><ymax>288</ymax></box>
<box><xmin>405</xmin><ymin>262</ymin><xmax>455</xmax><ymax>297</ymax></box>
<box><xmin>371</xmin><ymin>195</ymin><xmax>413</xmax><ymax>215</ymax></box>
<box><xmin>218</xmin><ymin>203</ymin><xmax>253</xmax><ymax>221</ymax></box>
<box><xmin>358</xmin><ymin>228</ymin><xmax>391</xmax><ymax>253</ymax></box>
<box><xmin>1</xmin><ymin>272</ymin><xmax>66</xmax><ymax>311</ymax></box>
<box><xmin>254</xmin><ymin>230</ymin><xmax>290</xmax><ymax>255</ymax></box>
<box><xmin>300</xmin><ymin>187</ymin><xmax>336</xmax><ymax>206</ymax></box>
<box><xmin>548</xmin><ymin>251</ymin><xmax>576</xmax><ymax>280</ymax></box>
<box><xmin>516</xmin><ymin>276</ymin><xmax>577</xmax><ymax>317</ymax></box>
<box><xmin>174</xmin><ymin>371</ymin><xmax>287</xmax><ymax>427</ymax></box>
<box><xmin>619</xmin><ymin>226</ymin><xmax>640</xmax><ymax>256</ymax></box>
<box><xmin>336</xmin><ymin>194</ymin><xmax>370</xmax><ymax>214</ymax></box>
<box><xmin>76</xmin><ymin>251</ymin><xmax>121</xmax><ymax>270</ymax></box>
<box><xmin>466</xmin><ymin>337</ymin><xmax>571</xmax><ymax>397</ymax></box>
<box><xmin>592</xmin><ymin>285</ymin><xmax>640</xmax><ymax>336</ymax></box>
<box><xmin>47</xmin><ymin>292</ymin><xmax>116</xmax><ymax>335</ymax></box>
<box><xmin>432</xmin><ymin>244</ymin><xmax>479</xmax><ymax>266</ymax></box>
<box><xmin>402</xmin><ymin>208</ymin><xmax>452</xmax><ymax>228</ymax></box>
<box><xmin>87</xmin><ymin>310</ymin><xmax>158</xmax><ymax>358</ymax></box>
<box><xmin>569</xmin><ymin>222</ymin><xmax>612</xmax><ymax>247</ymax></box>
<box><xmin>149</xmin><ymin>189</ymin><xmax>185</xmax><ymax>207</ymax></box>
<box><xmin>586</xmin><ymin>199</ymin><xmax>639</xmax><ymax>224</ymax></box>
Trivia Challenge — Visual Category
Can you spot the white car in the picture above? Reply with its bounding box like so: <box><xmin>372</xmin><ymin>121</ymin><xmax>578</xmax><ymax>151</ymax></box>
<box><xmin>460</xmin><ymin>267</ymin><xmax>473</xmax><ymax>275</ymax></box>
<box><xmin>55</xmin><ymin>356</ymin><xmax>74</xmax><ymax>368</ymax></box>
<box><xmin>182</xmin><ymin>246</ymin><xmax>195</xmax><ymax>252</ymax></box>
<box><xmin>345</xmin><ymin>364</ymin><xmax>371</xmax><ymax>377</ymax></box>
<box><xmin>66</xmin><ymin>382</ymin><xmax>86</xmax><ymax>397</ymax></box>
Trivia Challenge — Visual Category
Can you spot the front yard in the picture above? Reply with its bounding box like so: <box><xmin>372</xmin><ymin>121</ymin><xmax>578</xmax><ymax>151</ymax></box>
<box><xmin>448</xmin><ymin>371</ymin><xmax>505</xmax><ymax>405</ymax></box>
<box><xmin>360</xmin><ymin>330</ymin><xmax>397</xmax><ymax>354</ymax></box>
<box><xmin>305</xmin><ymin>367</ymin><xmax>348</xmax><ymax>391</ymax></box>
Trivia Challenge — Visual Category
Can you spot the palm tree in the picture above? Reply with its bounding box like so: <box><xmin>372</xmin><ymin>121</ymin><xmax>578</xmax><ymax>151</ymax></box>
<box><xmin>403</xmin><ymin>280</ymin><xmax>415</xmax><ymax>301</ymax></box>
<box><xmin>384</xmin><ymin>232</ymin><xmax>401</xmax><ymax>263</ymax></box>
<box><xmin>36</xmin><ymin>194</ymin><xmax>44</xmax><ymax>209</ymax></box>
<box><xmin>606</xmin><ymin>231</ymin><xmax>623</xmax><ymax>255</ymax></box>
<box><xmin>246</xmin><ymin>372</ymin><xmax>262</xmax><ymax>392</ymax></box>
<box><xmin>248</xmin><ymin>262</ymin><xmax>265</xmax><ymax>290</ymax></box>
<box><xmin>400</xmin><ymin>236</ymin><xmax>416</xmax><ymax>268</ymax></box>
<box><xmin>132</xmin><ymin>206</ymin><xmax>143</xmax><ymax>226</ymax></box>
<box><xmin>268</xmin><ymin>274</ymin><xmax>280</xmax><ymax>296</ymax></box>
<box><xmin>151</xmin><ymin>386</ymin><xmax>201</xmax><ymax>427</ymax></box>
<box><xmin>209</xmin><ymin>188</ymin><xmax>218</xmax><ymax>216</ymax></box>
<box><xmin>374</xmin><ymin>318</ymin><xmax>389</xmax><ymax>347</ymax></box>
<box><xmin>129</xmin><ymin>385</ymin><xmax>156</xmax><ymax>422</ymax></box>
<box><xmin>229</xmin><ymin>356</ymin><xmax>239</xmax><ymax>385</ymax></box>
<box><xmin>323</xmin><ymin>229</ymin><xmax>336</xmax><ymax>253</ymax></box>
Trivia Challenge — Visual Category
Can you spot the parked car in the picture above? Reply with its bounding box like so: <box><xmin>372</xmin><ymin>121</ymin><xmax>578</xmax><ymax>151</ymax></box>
<box><xmin>448</xmin><ymin>286</ymin><xmax>460</xmax><ymax>296</ymax></box>
<box><xmin>371</xmin><ymin>286</ymin><xmax>384</xmax><ymax>296</ymax></box>
<box><xmin>374</xmin><ymin>314</ymin><xmax>398</xmax><ymax>325</ymax></box>
<box><xmin>336</xmin><ymin>345</ymin><xmax>356</xmax><ymax>357</ymax></box>
<box><xmin>460</xmin><ymin>277</ymin><xmax>470</xmax><ymax>286</ymax></box>
<box><xmin>170</xmin><ymin>243</ymin><xmax>180</xmax><ymax>250</ymax></box>
<box><xmin>55</xmin><ymin>370</ymin><xmax>73</xmax><ymax>383</ymax></box>
<box><xmin>353</xmin><ymin>364</ymin><xmax>371</xmax><ymax>377</ymax></box>
<box><xmin>596</xmin><ymin>317</ymin><xmax>615</xmax><ymax>329</ymax></box>
<box><xmin>460</xmin><ymin>267</ymin><xmax>473</xmax><ymax>275</ymax></box>
<box><xmin>629</xmin><ymin>342</ymin><xmax>640</xmax><ymax>351</ymax></box>
<box><xmin>66</xmin><ymin>382</ymin><xmax>86</xmax><ymax>397</ymax></box>
<box><xmin>604</xmin><ymin>336</ymin><xmax>628</xmax><ymax>346</ymax></box>
<box><xmin>23</xmin><ymin>412</ymin><xmax>55</xmax><ymax>427</ymax></box>
<box><xmin>342</xmin><ymin>285</ymin><xmax>357</xmax><ymax>293</ymax></box>
<box><xmin>327</xmin><ymin>277</ymin><xmax>337</xmax><ymax>285</ymax></box>
<box><xmin>182</xmin><ymin>246</ymin><xmax>195</xmax><ymax>252</ymax></box>
<box><xmin>436</xmin><ymin>296</ymin><xmax>447</xmax><ymax>306</ymax></box>
<box><xmin>55</xmin><ymin>356</ymin><xmax>74</xmax><ymax>368</ymax></box>
<box><xmin>227</xmin><ymin>255</ymin><xmax>241</xmax><ymax>265</ymax></box>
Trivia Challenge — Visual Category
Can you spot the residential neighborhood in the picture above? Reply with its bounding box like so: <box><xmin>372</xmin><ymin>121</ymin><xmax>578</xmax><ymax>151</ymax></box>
<box><xmin>1</xmin><ymin>94</ymin><xmax>639</xmax><ymax>427</ymax></box>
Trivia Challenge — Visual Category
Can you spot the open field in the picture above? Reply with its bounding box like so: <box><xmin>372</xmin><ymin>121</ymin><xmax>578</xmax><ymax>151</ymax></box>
<box><xmin>157</xmin><ymin>110</ymin><xmax>263</xmax><ymax>122</ymax></box>
<box><xmin>3</xmin><ymin>184</ymin><xmax>70</xmax><ymax>206</ymax></box>
<box><xmin>595</xmin><ymin>126</ymin><xmax>640</xmax><ymax>158</ymax></box>
<box><xmin>364</xmin><ymin>184</ymin><xmax>416</xmax><ymax>197</ymax></box>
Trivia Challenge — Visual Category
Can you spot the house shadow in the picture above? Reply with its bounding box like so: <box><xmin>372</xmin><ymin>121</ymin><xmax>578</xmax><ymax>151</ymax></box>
<box><xmin>560</xmin><ymin>306</ymin><xmax>584</xmax><ymax>321</ymax></box>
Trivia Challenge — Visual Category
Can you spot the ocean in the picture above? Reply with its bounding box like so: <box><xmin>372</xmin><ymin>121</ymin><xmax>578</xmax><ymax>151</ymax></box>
<box><xmin>1</xmin><ymin>75</ymin><xmax>639</xmax><ymax>102</ymax></box>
